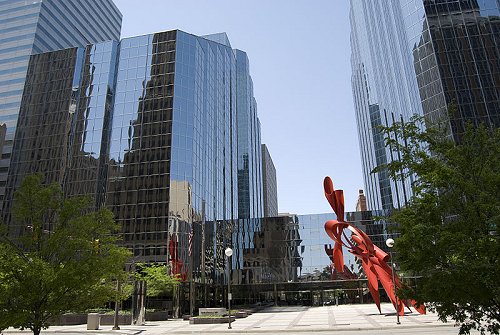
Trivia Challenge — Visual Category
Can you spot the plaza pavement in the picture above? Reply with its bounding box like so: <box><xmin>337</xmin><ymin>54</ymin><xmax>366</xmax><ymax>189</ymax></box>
<box><xmin>3</xmin><ymin>303</ymin><xmax>464</xmax><ymax>335</ymax></box>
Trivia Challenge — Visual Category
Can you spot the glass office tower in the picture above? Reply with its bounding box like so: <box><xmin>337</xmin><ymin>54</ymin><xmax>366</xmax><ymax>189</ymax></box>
<box><xmin>350</xmin><ymin>0</ymin><xmax>499</xmax><ymax>211</ymax></box>
<box><xmin>107</xmin><ymin>31</ymin><xmax>242</xmax><ymax>270</ymax></box>
<box><xmin>350</xmin><ymin>1</ymin><xmax>422</xmax><ymax>211</ymax></box>
<box><xmin>0</xmin><ymin>0</ymin><xmax>122</xmax><ymax>206</ymax></box>
<box><xmin>235</xmin><ymin>50</ymin><xmax>264</xmax><ymax>220</ymax></box>
<box><xmin>5</xmin><ymin>30</ymin><xmax>265</xmax><ymax>278</ymax></box>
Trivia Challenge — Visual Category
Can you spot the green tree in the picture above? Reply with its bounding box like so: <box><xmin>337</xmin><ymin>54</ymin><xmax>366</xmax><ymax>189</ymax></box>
<box><xmin>135</xmin><ymin>263</ymin><xmax>180</xmax><ymax>297</ymax></box>
<box><xmin>376</xmin><ymin>116</ymin><xmax>500</xmax><ymax>334</ymax></box>
<box><xmin>0</xmin><ymin>174</ymin><xmax>131</xmax><ymax>335</ymax></box>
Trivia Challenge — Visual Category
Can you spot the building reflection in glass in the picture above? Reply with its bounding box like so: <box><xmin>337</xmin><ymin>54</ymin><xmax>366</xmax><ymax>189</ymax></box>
<box><xmin>238</xmin><ymin>212</ymin><xmax>388</xmax><ymax>284</ymax></box>
<box><xmin>104</xmin><ymin>30</ymin><xmax>262</xmax><ymax>291</ymax></box>
<box><xmin>172</xmin><ymin>210</ymin><xmax>391</xmax><ymax>309</ymax></box>
<box><xmin>5</xmin><ymin>30</ymin><xmax>264</xmax><ymax>290</ymax></box>
<box><xmin>220</xmin><ymin>211</ymin><xmax>391</xmax><ymax>307</ymax></box>
<box><xmin>410</xmin><ymin>0</ymin><xmax>500</xmax><ymax>141</ymax></box>
<box><xmin>351</xmin><ymin>0</ymin><xmax>499</xmax><ymax>213</ymax></box>
<box><xmin>3</xmin><ymin>41</ymin><xmax>118</xmax><ymax>234</ymax></box>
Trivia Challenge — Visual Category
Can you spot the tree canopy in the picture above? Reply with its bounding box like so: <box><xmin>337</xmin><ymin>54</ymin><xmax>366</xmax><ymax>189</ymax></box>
<box><xmin>377</xmin><ymin>116</ymin><xmax>500</xmax><ymax>334</ymax></box>
<box><xmin>135</xmin><ymin>263</ymin><xmax>180</xmax><ymax>297</ymax></box>
<box><xmin>0</xmin><ymin>174</ymin><xmax>131</xmax><ymax>335</ymax></box>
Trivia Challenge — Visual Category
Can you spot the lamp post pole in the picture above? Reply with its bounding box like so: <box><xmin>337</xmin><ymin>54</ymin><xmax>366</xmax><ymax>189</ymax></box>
<box><xmin>225</xmin><ymin>247</ymin><xmax>233</xmax><ymax>329</ymax></box>
<box><xmin>386</xmin><ymin>238</ymin><xmax>400</xmax><ymax>325</ymax></box>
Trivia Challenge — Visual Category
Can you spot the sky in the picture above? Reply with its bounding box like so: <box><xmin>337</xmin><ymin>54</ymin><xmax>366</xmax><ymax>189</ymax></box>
<box><xmin>113</xmin><ymin>0</ymin><xmax>364</xmax><ymax>215</ymax></box>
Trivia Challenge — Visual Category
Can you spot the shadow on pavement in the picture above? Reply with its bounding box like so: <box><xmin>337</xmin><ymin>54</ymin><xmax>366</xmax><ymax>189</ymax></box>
<box><xmin>258</xmin><ymin>306</ymin><xmax>310</xmax><ymax>313</ymax></box>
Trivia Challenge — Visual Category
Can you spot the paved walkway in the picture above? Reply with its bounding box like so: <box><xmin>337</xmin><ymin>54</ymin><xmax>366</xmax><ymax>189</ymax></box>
<box><xmin>3</xmin><ymin>303</ymin><xmax>458</xmax><ymax>334</ymax></box>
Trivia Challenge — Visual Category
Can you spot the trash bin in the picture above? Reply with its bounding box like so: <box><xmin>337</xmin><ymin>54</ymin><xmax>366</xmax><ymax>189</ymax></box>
<box><xmin>87</xmin><ymin>313</ymin><xmax>100</xmax><ymax>330</ymax></box>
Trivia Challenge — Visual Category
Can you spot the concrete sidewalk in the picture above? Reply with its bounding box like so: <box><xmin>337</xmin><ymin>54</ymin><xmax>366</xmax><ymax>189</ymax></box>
<box><xmin>3</xmin><ymin>303</ymin><xmax>456</xmax><ymax>334</ymax></box>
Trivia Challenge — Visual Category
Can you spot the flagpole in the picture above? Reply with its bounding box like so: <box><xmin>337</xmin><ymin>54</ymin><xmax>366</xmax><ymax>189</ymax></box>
<box><xmin>189</xmin><ymin>225</ymin><xmax>194</xmax><ymax>317</ymax></box>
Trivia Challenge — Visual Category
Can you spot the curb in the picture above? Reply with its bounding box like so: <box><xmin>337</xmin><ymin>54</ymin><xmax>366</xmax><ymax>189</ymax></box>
<box><xmin>155</xmin><ymin>323</ymin><xmax>455</xmax><ymax>334</ymax></box>
<box><xmin>2</xmin><ymin>323</ymin><xmax>455</xmax><ymax>334</ymax></box>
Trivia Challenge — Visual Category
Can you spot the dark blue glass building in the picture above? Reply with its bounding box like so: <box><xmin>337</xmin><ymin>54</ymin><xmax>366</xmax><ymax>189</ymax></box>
<box><xmin>350</xmin><ymin>0</ymin><xmax>499</xmax><ymax>211</ymax></box>
<box><xmin>0</xmin><ymin>0</ymin><xmax>122</xmax><ymax>206</ymax></box>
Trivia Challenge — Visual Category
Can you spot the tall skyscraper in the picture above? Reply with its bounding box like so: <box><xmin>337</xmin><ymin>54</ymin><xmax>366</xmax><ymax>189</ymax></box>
<box><xmin>261</xmin><ymin>143</ymin><xmax>278</xmax><ymax>217</ymax></box>
<box><xmin>4</xmin><ymin>30</ymin><xmax>264</xmax><ymax>271</ymax></box>
<box><xmin>236</xmin><ymin>50</ymin><xmax>264</xmax><ymax>219</ymax></box>
<box><xmin>350</xmin><ymin>0</ymin><xmax>499</xmax><ymax>211</ymax></box>
<box><xmin>0</xmin><ymin>0</ymin><xmax>122</xmax><ymax>206</ymax></box>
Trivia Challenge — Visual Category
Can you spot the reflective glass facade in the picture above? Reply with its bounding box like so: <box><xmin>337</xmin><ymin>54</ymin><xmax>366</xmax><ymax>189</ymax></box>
<box><xmin>261</xmin><ymin>143</ymin><xmax>278</xmax><ymax>217</ymax></box>
<box><xmin>416</xmin><ymin>0</ymin><xmax>500</xmax><ymax>140</ymax></box>
<box><xmin>350</xmin><ymin>1</ymin><xmax>421</xmax><ymax>211</ymax></box>
<box><xmin>5</xmin><ymin>30</ymin><xmax>265</xmax><ymax>273</ymax></box>
<box><xmin>189</xmin><ymin>211</ymin><xmax>391</xmax><ymax>308</ymax></box>
<box><xmin>107</xmin><ymin>30</ymin><xmax>244</xmax><ymax>266</ymax></box>
<box><xmin>0</xmin><ymin>0</ymin><xmax>122</xmax><ymax>206</ymax></box>
<box><xmin>235</xmin><ymin>50</ymin><xmax>264</xmax><ymax>220</ymax></box>
<box><xmin>350</xmin><ymin>0</ymin><xmax>500</xmax><ymax>211</ymax></box>
<box><xmin>3</xmin><ymin>41</ymin><xmax>119</xmax><ymax>233</ymax></box>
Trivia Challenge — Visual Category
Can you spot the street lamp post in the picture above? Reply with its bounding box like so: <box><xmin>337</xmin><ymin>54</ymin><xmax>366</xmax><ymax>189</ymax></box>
<box><xmin>225</xmin><ymin>247</ymin><xmax>233</xmax><ymax>329</ymax></box>
<box><xmin>386</xmin><ymin>238</ymin><xmax>400</xmax><ymax>325</ymax></box>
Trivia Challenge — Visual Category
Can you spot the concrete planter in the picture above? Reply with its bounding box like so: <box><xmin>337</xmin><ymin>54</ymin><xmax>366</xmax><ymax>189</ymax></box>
<box><xmin>145</xmin><ymin>311</ymin><xmax>169</xmax><ymax>321</ymax></box>
<box><xmin>49</xmin><ymin>313</ymin><xmax>87</xmax><ymax>325</ymax></box>
<box><xmin>189</xmin><ymin>316</ymin><xmax>236</xmax><ymax>324</ymax></box>
<box><xmin>100</xmin><ymin>312</ymin><xmax>168</xmax><ymax>324</ymax></box>
<box><xmin>100</xmin><ymin>314</ymin><xmax>132</xmax><ymax>325</ymax></box>
<box><xmin>49</xmin><ymin>311</ymin><xmax>168</xmax><ymax>326</ymax></box>
<box><xmin>234</xmin><ymin>311</ymin><xmax>248</xmax><ymax>318</ymax></box>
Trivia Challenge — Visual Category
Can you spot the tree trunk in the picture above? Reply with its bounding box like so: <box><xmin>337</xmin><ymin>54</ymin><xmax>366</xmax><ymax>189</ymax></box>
<box><xmin>32</xmin><ymin>326</ymin><xmax>41</xmax><ymax>335</ymax></box>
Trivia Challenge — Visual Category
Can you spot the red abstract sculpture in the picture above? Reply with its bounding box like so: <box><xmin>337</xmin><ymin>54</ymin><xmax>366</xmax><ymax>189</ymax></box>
<box><xmin>323</xmin><ymin>176</ymin><xmax>425</xmax><ymax>316</ymax></box>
